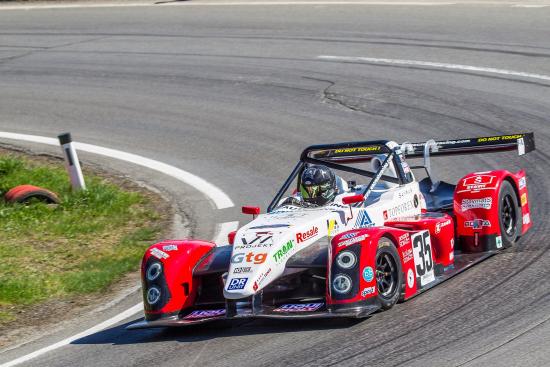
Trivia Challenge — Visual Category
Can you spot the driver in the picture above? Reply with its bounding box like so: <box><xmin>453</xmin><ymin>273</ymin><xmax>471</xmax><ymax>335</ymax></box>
<box><xmin>278</xmin><ymin>165</ymin><xmax>339</xmax><ymax>208</ymax></box>
<box><xmin>300</xmin><ymin>165</ymin><xmax>337</xmax><ymax>206</ymax></box>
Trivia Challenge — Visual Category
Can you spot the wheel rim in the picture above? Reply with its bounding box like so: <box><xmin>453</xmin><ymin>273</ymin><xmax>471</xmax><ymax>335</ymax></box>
<box><xmin>501</xmin><ymin>194</ymin><xmax>517</xmax><ymax>236</ymax></box>
<box><xmin>376</xmin><ymin>252</ymin><xmax>398</xmax><ymax>298</ymax></box>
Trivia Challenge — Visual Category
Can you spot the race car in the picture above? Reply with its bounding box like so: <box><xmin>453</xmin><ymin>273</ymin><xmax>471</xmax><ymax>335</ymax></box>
<box><xmin>128</xmin><ymin>132</ymin><xmax>535</xmax><ymax>329</ymax></box>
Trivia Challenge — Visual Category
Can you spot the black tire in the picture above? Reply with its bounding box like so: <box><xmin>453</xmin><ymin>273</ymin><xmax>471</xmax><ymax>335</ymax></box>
<box><xmin>498</xmin><ymin>180</ymin><xmax>522</xmax><ymax>248</ymax></box>
<box><xmin>376</xmin><ymin>237</ymin><xmax>403</xmax><ymax>310</ymax></box>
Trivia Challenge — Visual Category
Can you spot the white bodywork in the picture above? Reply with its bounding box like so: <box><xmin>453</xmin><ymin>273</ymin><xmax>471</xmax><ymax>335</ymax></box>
<box><xmin>224</xmin><ymin>181</ymin><xmax>425</xmax><ymax>299</ymax></box>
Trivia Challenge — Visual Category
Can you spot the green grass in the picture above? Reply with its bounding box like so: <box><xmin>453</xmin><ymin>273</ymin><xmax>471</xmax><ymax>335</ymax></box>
<box><xmin>0</xmin><ymin>154</ymin><xmax>161</xmax><ymax>317</ymax></box>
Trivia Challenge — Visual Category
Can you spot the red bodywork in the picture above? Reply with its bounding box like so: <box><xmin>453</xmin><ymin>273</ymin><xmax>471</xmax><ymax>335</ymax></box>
<box><xmin>454</xmin><ymin>170</ymin><xmax>531</xmax><ymax>250</ymax></box>
<box><xmin>137</xmin><ymin>170</ymin><xmax>532</xmax><ymax>323</ymax></box>
<box><xmin>327</xmin><ymin>213</ymin><xmax>455</xmax><ymax>306</ymax></box>
<box><xmin>141</xmin><ymin>240</ymin><xmax>214</xmax><ymax>319</ymax></box>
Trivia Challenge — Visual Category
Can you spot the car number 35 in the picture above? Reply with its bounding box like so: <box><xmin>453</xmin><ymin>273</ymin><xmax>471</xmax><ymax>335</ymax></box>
<box><xmin>411</xmin><ymin>231</ymin><xmax>435</xmax><ymax>287</ymax></box>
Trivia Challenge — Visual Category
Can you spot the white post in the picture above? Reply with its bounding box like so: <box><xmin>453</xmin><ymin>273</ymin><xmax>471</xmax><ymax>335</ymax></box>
<box><xmin>58</xmin><ymin>132</ymin><xmax>86</xmax><ymax>190</ymax></box>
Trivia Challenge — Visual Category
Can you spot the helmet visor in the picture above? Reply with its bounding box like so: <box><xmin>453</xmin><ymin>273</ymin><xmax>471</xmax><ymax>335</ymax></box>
<box><xmin>301</xmin><ymin>184</ymin><xmax>320</xmax><ymax>199</ymax></box>
<box><xmin>301</xmin><ymin>182</ymin><xmax>332</xmax><ymax>199</ymax></box>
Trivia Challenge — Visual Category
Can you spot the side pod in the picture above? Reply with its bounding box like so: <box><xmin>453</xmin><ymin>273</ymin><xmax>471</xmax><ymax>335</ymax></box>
<box><xmin>141</xmin><ymin>240</ymin><xmax>215</xmax><ymax>321</ymax></box>
<box><xmin>454</xmin><ymin>170</ymin><xmax>531</xmax><ymax>252</ymax></box>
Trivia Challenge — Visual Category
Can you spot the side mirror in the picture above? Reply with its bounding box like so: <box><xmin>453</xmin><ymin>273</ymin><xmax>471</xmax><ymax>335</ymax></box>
<box><xmin>242</xmin><ymin>206</ymin><xmax>260</xmax><ymax>219</ymax></box>
<box><xmin>228</xmin><ymin>231</ymin><xmax>237</xmax><ymax>245</ymax></box>
<box><xmin>342</xmin><ymin>194</ymin><xmax>365</xmax><ymax>205</ymax></box>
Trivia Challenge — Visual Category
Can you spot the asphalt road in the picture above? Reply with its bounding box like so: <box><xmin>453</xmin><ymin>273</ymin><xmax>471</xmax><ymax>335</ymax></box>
<box><xmin>0</xmin><ymin>1</ymin><xmax>549</xmax><ymax>366</ymax></box>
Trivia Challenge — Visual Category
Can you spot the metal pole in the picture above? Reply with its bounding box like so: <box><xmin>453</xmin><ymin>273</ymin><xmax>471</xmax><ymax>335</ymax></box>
<box><xmin>58</xmin><ymin>132</ymin><xmax>86</xmax><ymax>190</ymax></box>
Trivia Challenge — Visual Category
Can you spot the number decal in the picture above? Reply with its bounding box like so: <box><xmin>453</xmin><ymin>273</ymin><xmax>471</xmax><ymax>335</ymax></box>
<box><xmin>413</xmin><ymin>235</ymin><xmax>426</xmax><ymax>276</ymax></box>
<box><xmin>423</xmin><ymin>231</ymin><xmax>433</xmax><ymax>273</ymax></box>
<box><xmin>411</xmin><ymin>231</ymin><xmax>435</xmax><ymax>287</ymax></box>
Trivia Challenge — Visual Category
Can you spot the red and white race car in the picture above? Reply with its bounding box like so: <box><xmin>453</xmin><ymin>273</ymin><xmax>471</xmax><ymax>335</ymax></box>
<box><xmin>128</xmin><ymin>132</ymin><xmax>535</xmax><ymax>329</ymax></box>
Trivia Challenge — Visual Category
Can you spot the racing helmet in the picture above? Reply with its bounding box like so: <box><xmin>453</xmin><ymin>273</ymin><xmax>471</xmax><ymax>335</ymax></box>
<box><xmin>300</xmin><ymin>165</ymin><xmax>337</xmax><ymax>206</ymax></box>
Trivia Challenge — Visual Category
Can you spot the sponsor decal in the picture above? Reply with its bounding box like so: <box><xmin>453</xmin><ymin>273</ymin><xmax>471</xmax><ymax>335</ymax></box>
<box><xmin>458</xmin><ymin>175</ymin><xmax>497</xmax><ymax>193</ymax></box>
<box><xmin>253</xmin><ymin>281</ymin><xmax>258</xmax><ymax>291</ymax></box>
<box><xmin>296</xmin><ymin>226</ymin><xmax>318</xmax><ymax>243</ymax></box>
<box><xmin>334</xmin><ymin>146</ymin><xmax>380</xmax><ymax>154</ymax></box>
<box><xmin>273</xmin><ymin>303</ymin><xmax>324</xmax><ymax>312</ymax></box>
<box><xmin>403</xmin><ymin>248</ymin><xmax>413</xmax><ymax>263</ymax></box>
<box><xmin>461</xmin><ymin>197</ymin><xmax>492</xmax><ymax>211</ymax></box>
<box><xmin>226</xmin><ymin>277</ymin><xmax>248</xmax><ymax>291</ymax></box>
<box><xmin>234</xmin><ymin>243</ymin><xmax>271</xmax><ymax>250</ymax></box>
<box><xmin>449</xmin><ymin>252</ymin><xmax>454</xmax><ymax>261</ymax></box>
<box><xmin>396</xmin><ymin>187</ymin><xmax>414</xmax><ymax>199</ymax></box>
<box><xmin>435</xmin><ymin>219</ymin><xmax>452</xmax><ymax>234</ymax></box>
<box><xmin>496</xmin><ymin>236</ymin><xmax>503</xmax><ymax>249</ymax></box>
<box><xmin>231</xmin><ymin>252</ymin><xmax>267</xmax><ymax>264</ymax></box>
<box><xmin>338</xmin><ymin>234</ymin><xmax>369</xmax><ymax>247</ymax></box>
<box><xmin>162</xmin><ymin>244</ymin><xmax>178</xmax><ymax>252</ymax></box>
<box><xmin>240</xmin><ymin>232</ymin><xmax>273</xmax><ymax>246</ymax></box>
<box><xmin>361</xmin><ymin>286</ymin><xmax>376</xmax><ymax>297</ymax></box>
<box><xmin>477</xmin><ymin>134</ymin><xmax>523</xmax><ymax>143</ymax></box>
<box><xmin>523</xmin><ymin>213</ymin><xmax>530</xmax><ymax>225</ymax></box>
<box><xmin>414</xmin><ymin>194</ymin><xmax>419</xmax><ymax>208</ymax></box>
<box><xmin>150</xmin><ymin>248</ymin><xmax>169</xmax><ymax>260</ymax></box>
<box><xmin>521</xmin><ymin>193</ymin><xmax>527</xmax><ymax>206</ymax></box>
<box><xmin>327</xmin><ymin>219</ymin><xmax>340</xmax><ymax>237</ymax></box>
<box><xmin>362</xmin><ymin>267</ymin><xmax>374</xmax><ymax>282</ymax></box>
<box><xmin>407</xmin><ymin>269</ymin><xmax>415</xmax><ymax>288</ymax></box>
<box><xmin>183</xmin><ymin>309</ymin><xmax>226</xmax><ymax>320</ymax></box>
<box><xmin>249</xmin><ymin>224</ymin><xmax>290</xmax><ymax>229</ymax></box>
<box><xmin>398</xmin><ymin>233</ymin><xmax>410</xmax><ymax>247</ymax></box>
<box><xmin>384</xmin><ymin>200</ymin><xmax>415</xmax><ymax>220</ymax></box>
<box><xmin>354</xmin><ymin>210</ymin><xmax>374</xmax><ymax>228</ymax></box>
<box><xmin>273</xmin><ymin>240</ymin><xmax>294</xmax><ymax>263</ymax></box>
<box><xmin>255</xmin><ymin>268</ymin><xmax>272</xmax><ymax>287</ymax></box>
<box><xmin>451</xmin><ymin>238</ymin><xmax>455</xmax><ymax>249</ymax></box>
<box><xmin>233</xmin><ymin>267</ymin><xmax>252</xmax><ymax>274</ymax></box>
<box><xmin>519</xmin><ymin>177</ymin><xmax>526</xmax><ymax>190</ymax></box>
<box><xmin>341</xmin><ymin>232</ymin><xmax>358</xmax><ymax>240</ymax></box>
<box><xmin>464</xmin><ymin>219</ymin><xmax>491</xmax><ymax>229</ymax></box>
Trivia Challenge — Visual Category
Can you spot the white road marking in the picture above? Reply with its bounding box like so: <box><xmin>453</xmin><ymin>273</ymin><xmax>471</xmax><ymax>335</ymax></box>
<box><xmin>512</xmin><ymin>4</ymin><xmax>549</xmax><ymax>7</ymax></box>
<box><xmin>0</xmin><ymin>131</ymin><xmax>239</xmax><ymax>366</ymax></box>
<box><xmin>0</xmin><ymin>1</ymin><xmax>495</xmax><ymax>11</ymax></box>
<box><xmin>317</xmin><ymin>55</ymin><xmax>550</xmax><ymax>82</ymax></box>
<box><xmin>2</xmin><ymin>0</ymin><xmax>549</xmax><ymax>10</ymax></box>
<box><xmin>0</xmin><ymin>303</ymin><xmax>143</xmax><ymax>367</ymax></box>
<box><xmin>214</xmin><ymin>221</ymin><xmax>240</xmax><ymax>246</ymax></box>
<box><xmin>0</xmin><ymin>132</ymin><xmax>233</xmax><ymax>209</ymax></box>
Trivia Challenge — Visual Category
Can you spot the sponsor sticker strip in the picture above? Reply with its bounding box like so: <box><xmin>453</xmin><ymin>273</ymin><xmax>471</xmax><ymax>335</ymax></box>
<box><xmin>461</xmin><ymin>197</ymin><xmax>492</xmax><ymax>211</ymax></box>
<box><xmin>150</xmin><ymin>248</ymin><xmax>169</xmax><ymax>260</ymax></box>
<box><xmin>338</xmin><ymin>234</ymin><xmax>369</xmax><ymax>247</ymax></box>
<box><xmin>273</xmin><ymin>303</ymin><xmax>323</xmax><ymax>312</ymax></box>
<box><xmin>183</xmin><ymin>309</ymin><xmax>226</xmax><ymax>320</ymax></box>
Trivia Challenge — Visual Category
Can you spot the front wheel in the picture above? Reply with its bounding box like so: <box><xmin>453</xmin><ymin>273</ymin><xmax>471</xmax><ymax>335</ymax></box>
<box><xmin>376</xmin><ymin>237</ymin><xmax>403</xmax><ymax>310</ymax></box>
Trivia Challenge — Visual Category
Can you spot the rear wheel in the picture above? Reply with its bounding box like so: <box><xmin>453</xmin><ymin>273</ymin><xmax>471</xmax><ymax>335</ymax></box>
<box><xmin>376</xmin><ymin>237</ymin><xmax>403</xmax><ymax>310</ymax></box>
<box><xmin>498</xmin><ymin>180</ymin><xmax>522</xmax><ymax>248</ymax></box>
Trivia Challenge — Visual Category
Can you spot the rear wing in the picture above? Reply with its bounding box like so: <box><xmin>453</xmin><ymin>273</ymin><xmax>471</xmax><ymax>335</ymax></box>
<box><xmin>402</xmin><ymin>132</ymin><xmax>535</xmax><ymax>158</ymax></box>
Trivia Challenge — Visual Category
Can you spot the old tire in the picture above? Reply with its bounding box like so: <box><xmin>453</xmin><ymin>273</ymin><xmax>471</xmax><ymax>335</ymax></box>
<box><xmin>4</xmin><ymin>185</ymin><xmax>60</xmax><ymax>204</ymax></box>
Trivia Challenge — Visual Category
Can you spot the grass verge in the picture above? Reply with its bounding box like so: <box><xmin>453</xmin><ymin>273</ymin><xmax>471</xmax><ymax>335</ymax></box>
<box><xmin>0</xmin><ymin>151</ymin><xmax>166</xmax><ymax>326</ymax></box>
